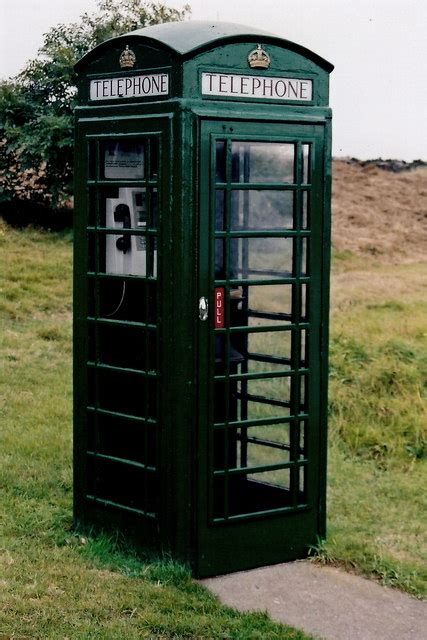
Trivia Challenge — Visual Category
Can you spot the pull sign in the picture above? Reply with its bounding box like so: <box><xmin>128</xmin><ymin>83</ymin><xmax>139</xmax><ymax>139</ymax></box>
<box><xmin>214</xmin><ymin>287</ymin><xmax>225</xmax><ymax>328</ymax></box>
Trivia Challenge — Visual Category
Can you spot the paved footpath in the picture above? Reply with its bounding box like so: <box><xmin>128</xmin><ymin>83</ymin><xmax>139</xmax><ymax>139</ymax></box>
<box><xmin>201</xmin><ymin>561</ymin><xmax>427</xmax><ymax>640</ymax></box>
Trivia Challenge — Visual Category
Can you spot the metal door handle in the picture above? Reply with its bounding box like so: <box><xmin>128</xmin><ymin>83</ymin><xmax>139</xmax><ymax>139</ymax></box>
<box><xmin>199</xmin><ymin>296</ymin><xmax>208</xmax><ymax>321</ymax></box>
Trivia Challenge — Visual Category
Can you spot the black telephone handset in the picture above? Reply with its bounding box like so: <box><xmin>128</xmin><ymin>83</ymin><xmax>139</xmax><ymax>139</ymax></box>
<box><xmin>114</xmin><ymin>203</ymin><xmax>131</xmax><ymax>253</ymax></box>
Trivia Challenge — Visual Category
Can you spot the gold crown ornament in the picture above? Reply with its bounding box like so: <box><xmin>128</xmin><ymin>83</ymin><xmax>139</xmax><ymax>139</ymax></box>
<box><xmin>247</xmin><ymin>44</ymin><xmax>271</xmax><ymax>69</ymax></box>
<box><xmin>119</xmin><ymin>45</ymin><xmax>136</xmax><ymax>69</ymax></box>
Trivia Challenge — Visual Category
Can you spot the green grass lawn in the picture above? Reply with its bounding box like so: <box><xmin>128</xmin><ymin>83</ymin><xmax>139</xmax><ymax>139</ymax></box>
<box><xmin>318</xmin><ymin>258</ymin><xmax>427</xmax><ymax>596</ymax></box>
<box><xmin>1</xmin><ymin>223</ymin><xmax>426</xmax><ymax>638</ymax></box>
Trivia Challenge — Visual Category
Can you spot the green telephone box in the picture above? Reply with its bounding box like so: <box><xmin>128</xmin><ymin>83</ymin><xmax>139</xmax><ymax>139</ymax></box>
<box><xmin>73</xmin><ymin>21</ymin><xmax>333</xmax><ymax>577</ymax></box>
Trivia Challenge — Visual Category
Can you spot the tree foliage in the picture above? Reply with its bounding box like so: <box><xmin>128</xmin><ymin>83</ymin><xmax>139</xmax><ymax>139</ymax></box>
<box><xmin>0</xmin><ymin>0</ymin><xmax>191</xmax><ymax>208</ymax></box>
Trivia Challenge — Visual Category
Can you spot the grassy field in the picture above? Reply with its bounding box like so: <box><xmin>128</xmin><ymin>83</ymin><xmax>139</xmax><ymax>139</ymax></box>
<box><xmin>319</xmin><ymin>255</ymin><xmax>427</xmax><ymax>596</ymax></box>
<box><xmin>1</xmin><ymin>216</ymin><xmax>426</xmax><ymax>637</ymax></box>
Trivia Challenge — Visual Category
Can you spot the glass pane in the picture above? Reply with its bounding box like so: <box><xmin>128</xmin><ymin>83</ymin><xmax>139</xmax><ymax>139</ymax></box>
<box><xmin>231</xmin><ymin>142</ymin><xmax>294</xmax><ymax>183</ymax></box>
<box><xmin>301</xmin><ymin>238</ymin><xmax>308</xmax><ymax>276</ymax></box>
<box><xmin>246</xmin><ymin>331</ymin><xmax>292</xmax><ymax>373</ymax></box>
<box><xmin>242</xmin><ymin>376</ymin><xmax>291</xmax><ymax>403</ymax></box>
<box><xmin>92</xmin><ymin>323</ymin><xmax>157</xmax><ymax>372</ymax></box>
<box><xmin>88</xmin><ymin>187</ymin><xmax>158</xmax><ymax>277</ymax></box>
<box><xmin>103</xmin><ymin>187</ymin><xmax>151</xmax><ymax>229</ymax></box>
<box><xmin>216</xmin><ymin>140</ymin><xmax>226</xmax><ymax>183</ymax></box>
<box><xmin>300</xmin><ymin>329</ymin><xmax>308</xmax><ymax>366</ymax></box>
<box><xmin>148</xmin><ymin>188</ymin><xmax>158</xmax><ymax>229</ymax></box>
<box><xmin>248</xmin><ymin>467</ymin><xmax>290</xmax><ymax>490</ymax></box>
<box><xmin>245</xmin><ymin>423</ymin><xmax>291</xmax><ymax>468</ymax></box>
<box><xmin>213</xmin><ymin>471</ymin><xmax>292</xmax><ymax>518</ymax></box>
<box><xmin>244</xmin><ymin>284</ymin><xmax>293</xmax><ymax>323</ymax></box>
<box><xmin>98</xmin><ymin>233</ymin><xmax>155</xmax><ymax>277</ymax></box>
<box><xmin>230</xmin><ymin>237</ymin><xmax>293</xmax><ymax>280</ymax></box>
<box><xmin>237</xmin><ymin>376</ymin><xmax>291</xmax><ymax>421</ymax></box>
<box><xmin>215</xmin><ymin>238</ymin><xmax>226</xmax><ymax>280</ymax></box>
<box><xmin>88</xmin><ymin>369</ymin><xmax>156</xmax><ymax>419</ymax></box>
<box><xmin>88</xmin><ymin>233</ymin><xmax>97</xmax><ymax>272</ymax></box>
<box><xmin>102</xmin><ymin>141</ymin><xmax>145</xmax><ymax>180</ymax></box>
<box><xmin>299</xmin><ymin>420</ymin><xmax>307</xmax><ymax>458</ymax></box>
<box><xmin>86</xmin><ymin>456</ymin><xmax>156</xmax><ymax>513</ymax></box>
<box><xmin>86</xmin><ymin>412</ymin><xmax>156</xmax><ymax>466</ymax></box>
<box><xmin>302</xmin><ymin>190</ymin><xmax>309</xmax><ymax>229</ymax></box>
<box><xmin>298</xmin><ymin>465</ymin><xmax>306</xmax><ymax>500</ymax></box>
<box><xmin>88</xmin><ymin>141</ymin><xmax>97</xmax><ymax>181</ymax></box>
<box><xmin>149</xmin><ymin>137</ymin><xmax>159</xmax><ymax>180</ymax></box>
<box><xmin>302</xmin><ymin>144</ymin><xmax>311</xmax><ymax>183</ymax></box>
<box><xmin>231</xmin><ymin>190</ymin><xmax>294</xmax><ymax>230</ymax></box>
<box><xmin>299</xmin><ymin>374</ymin><xmax>308</xmax><ymax>412</ymax></box>
<box><xmin>88</xmin><ymin>279</ymin><xmax>157</xmax><ymax>323</ymax></box>
<box><xmin>213</xmin><ymin>423</ymin><xmax>291</xmax><ymax>472</ymax></box>
<box><xmin>215</xmin><ymin>190</ymin><xmax>226</xmax><ymax>231</ymax></box>
<box><xmin>301</xmin><ymin>284</ymin><xmax>308</xmax><ymax>319</ymax></box>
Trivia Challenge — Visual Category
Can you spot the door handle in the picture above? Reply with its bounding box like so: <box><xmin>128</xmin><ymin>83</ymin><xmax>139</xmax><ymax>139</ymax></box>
<box><xmin>199</xmin><ymin>296</ymin><xmax>208</xmax><ymax>321</ymax></box>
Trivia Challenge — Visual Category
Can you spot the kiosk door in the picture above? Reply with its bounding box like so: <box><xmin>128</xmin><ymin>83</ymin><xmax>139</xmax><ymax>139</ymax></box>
<box><xmin>197</xmin><ymin>120</ymin><xmax>328</xmax><ymax>576</ymax></box>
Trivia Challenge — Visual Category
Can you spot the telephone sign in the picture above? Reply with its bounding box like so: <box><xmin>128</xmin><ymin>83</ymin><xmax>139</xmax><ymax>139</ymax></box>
<box><xmin>90</xmin><ymin>73</ymin><xmax>169</xmax><ymax>100</ymax></box>
<box><xmin>201</xmin><ymin>72</ymin><xmax>313</xmax><ymax>101</ymax></box>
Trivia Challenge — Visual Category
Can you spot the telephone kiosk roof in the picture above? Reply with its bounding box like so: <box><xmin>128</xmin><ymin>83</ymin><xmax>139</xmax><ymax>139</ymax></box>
<box><xmin>75</xmin><ymin>20</ymin><xmax>334</xmax><ymax>72</ymax></box>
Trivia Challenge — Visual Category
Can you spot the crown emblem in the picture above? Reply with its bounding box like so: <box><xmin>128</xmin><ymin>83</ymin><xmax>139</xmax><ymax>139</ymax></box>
<box><xmin>119</xmin><ymin>45</ymin><xmax>136</xmax><ymax>69</ymax></box>
<box><xmin>247</xmin><ymin>44</ymin><xmax>271</xmax><ymax>69</ymax></box>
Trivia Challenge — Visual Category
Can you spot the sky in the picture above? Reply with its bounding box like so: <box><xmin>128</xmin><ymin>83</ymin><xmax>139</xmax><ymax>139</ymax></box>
<box><xmin>1</xmin><ymin>0</ymin><xmax>426</xmax><ymax>160</ymax></box>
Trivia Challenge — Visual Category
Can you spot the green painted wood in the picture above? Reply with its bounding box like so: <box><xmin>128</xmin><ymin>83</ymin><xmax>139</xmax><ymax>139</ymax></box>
<box><xmin>73</xmin><ymin>21</ymin><xmax>332</xmax><ymax>577</ymax></box>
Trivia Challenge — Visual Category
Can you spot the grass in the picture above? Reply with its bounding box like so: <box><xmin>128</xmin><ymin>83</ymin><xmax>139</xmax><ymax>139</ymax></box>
<box><xmin>0</xmin><ymin>221</ymin><xmax>310</xmax><ymax>639</ymax></box>
<box><xmin>316</xmin><ymin>255</ymin><xmax>427</xmax><ymax>597</ymax></box>
<box><xmin>1</xmin><ymin>223</ymin><xmax>426</xmax><ymax>638</ymax></box>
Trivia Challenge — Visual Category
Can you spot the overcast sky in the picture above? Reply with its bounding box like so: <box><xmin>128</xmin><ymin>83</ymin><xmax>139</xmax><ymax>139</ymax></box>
<box><xmin>1</xmin><ymin>0</ymin><xmax>426</xmax><ymax>160</ymax></box>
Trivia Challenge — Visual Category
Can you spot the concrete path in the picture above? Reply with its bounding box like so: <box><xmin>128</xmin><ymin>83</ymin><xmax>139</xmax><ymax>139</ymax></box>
<box><xmin>201</xmin><ymin>561</ymin><xmax>427</xmax><ymax>640</ymax></box>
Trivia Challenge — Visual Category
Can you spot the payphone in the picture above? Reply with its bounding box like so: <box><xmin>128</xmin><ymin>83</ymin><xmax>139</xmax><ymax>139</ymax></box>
<box><xmin>105</xmin><ymin>186</ymin><xmax>157</xmax><ymax>277</ymax></box>
<box><xmin>103</xmin><ymin>141</ymin><xmax>157</xmax><ymax>277</ymax></box>
<box><xmin>73</xmin><ymin>21</ymin><xmax>333</xmax><ymax>577</ymax></box>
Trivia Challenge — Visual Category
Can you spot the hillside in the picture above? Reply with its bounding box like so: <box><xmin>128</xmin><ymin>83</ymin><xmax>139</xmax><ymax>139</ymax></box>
<box><xmin>332</xmin><ymin>159</ymin><xmax>427</xmax><ymax>263</ymax></box>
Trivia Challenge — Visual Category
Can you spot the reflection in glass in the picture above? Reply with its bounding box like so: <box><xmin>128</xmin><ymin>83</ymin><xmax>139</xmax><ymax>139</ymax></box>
<box><xmin>302</xmin><ymin>144</ymin><xmax>310</xmax><ymax>183</ymax></box>
<box><xmin>231</xmin><ymin>190</ymin><xmax>294</xmax><ymax>230</ymax></box>
<box><xmin>231</xmin><ymin>142</ymin><xmax>294</xmax><ymax>183</ymax></box>
<box><xmin>299</xmin><ymin>420</ymin><xmax>307</xmax><ymax>458</ymax></box>
<box><xmin>300</xmin><ymin>329</ymin><xmax>308</xmax><ymax>365</ymax></box>
<box><xmin>299</xmin><ymin>465</ymin><xmax>306</xmax><ymax>496</ymax></box>
<box><xmin>301</xmin><ymin>283</ymin><xmax>308</xmax><ymax>319</ymax></box>
<box><xmin>302</xmin><ymin>191</ymin><xmax>309</xmax><ymax>229</ymax></box>
<box><xmin>301</xmin><ymin>238</ymin><xmax>308</xmax><ymax>276</ymax></box>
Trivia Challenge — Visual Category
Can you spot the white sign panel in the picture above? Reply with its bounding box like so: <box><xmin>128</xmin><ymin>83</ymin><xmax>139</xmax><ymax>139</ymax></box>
<box><xmin>90</xmin><ymin>74</ymin><xmax>169</xmax><ymax>101</ymax></box>
<box><xmin>201</xmin><ymin>72</ymin><xmax>312</xmax><ymax>102</ymax></box>
<box><xmin>104</xmin><ymin>142</ymin><xmax>145</xmax><ymax>179</ymax></box>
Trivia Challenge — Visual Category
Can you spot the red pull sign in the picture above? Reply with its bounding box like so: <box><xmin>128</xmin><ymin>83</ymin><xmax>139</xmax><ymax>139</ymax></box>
<box><xmin>214</xmin><ymin>287</ymin><xmax>225</xmax><ymax>328</ymax></box>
